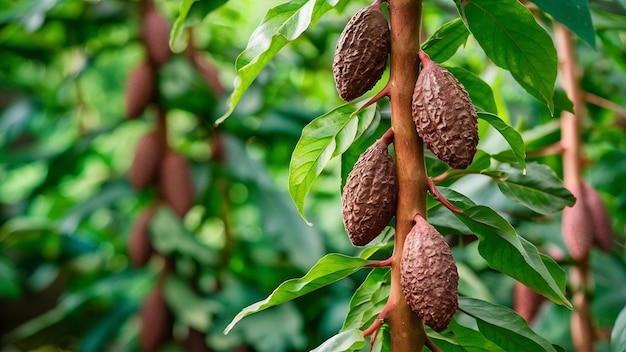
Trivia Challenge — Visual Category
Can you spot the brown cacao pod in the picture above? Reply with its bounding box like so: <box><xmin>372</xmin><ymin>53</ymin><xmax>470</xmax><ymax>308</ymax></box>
<box><xmin>128</xmin><ymin>204</ymin><xmax>157</xmax><ymax>267</ymax></box>
<box><xmin>513</xmin><ymin>281</ymin><xmax>544</xmax><ymax>323</ymax></box>
<box><xmin>341</xmin><ymin>137</ymin><xmax>397</xmax><ymax>246</ymax></box>
<box><xmin>412</xmin><ymin>51</ymin><xmax>478</xmax><ymax>169</ymax></box>
<box><xmin>562</xmin><ymin>180</ymin><xmax>594</xmax><ymax>261</ymax></box>
<box><xmin>129</xmin><ymin>131</ymin><xmax>165</xmax><ymax>190</ymax></box>
<box><xmin>141</xmin><ymin>1</ymin><xmax>172</xmax><ymax>68</ymax></box>
<box><xmin>401</xmin><ymin>213</ymin><xmax>458</xmax><ymax>332</ymax></box>
<box><xmin>139</xmin><ymin>287</ymin><xmax>174</xmax><ymax>352</ymax></box>
<box><xmin>125</xmin><ymin>61</ymin><xmax>156</xmax><ymax>119</ymax></box>
<box><xmin>183</xmin><ymin>328</ymin><xmax>213</xmax><ymax>352</ymax></box>
<box><xmin>582</xmin><ymin>181</ymin><xmax>613</xmax><ymax>252</ymax></box>
<box><xmin>332</xmin><ymin>4</ymin><xmax>390</xmax><ymax>101</ymax></box>
<box><xmin>159</xmin><ymin>151</ymin><xmax>195</xmax><ymax>217</ymax></box>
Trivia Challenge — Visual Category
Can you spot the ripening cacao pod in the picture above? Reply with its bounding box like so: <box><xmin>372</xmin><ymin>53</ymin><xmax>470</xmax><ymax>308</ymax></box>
<box><xmin>332</xmin><ymin>3</ymin><xmax>390</xmax><ymax>101</ymax></box>
<box><xmin>141</xmin><ymin>0</ymin><xmax>172</xmax><ymax>68</ymax></box>
<box><xmin>128</xmin><ymin>204</ymin><xmax>157</xmax><ymax>267</ymax></box>
<box><xmin>513</xmin><ymin>281</ymin><xmax>544</xmax><ymax>324</ymax></box>
<box><xmin>401</xmin><ymin>213</ymin><xmax>458</xmax><ymax>332</ymax></box>
<box><xmin>412</xmin><ymin>51</ymin><xmax>478</xmax><ymax>169</ymax></box>
<box><xmin>562</xmin><ymin>180</ymin><xmax>594</xmax><ymax>261</ymax></box>
<box><xmin>125</xmin><ymin>61</ymin><xmax>156</xmax><ymax>119</ymax></box>
<box><xmin>582</xmin><ymin>181</ymin><xmax>613</xmax><ymax>252</ymax></box>
<box><xmin>159</xmin><ymin>151</ymin><xmax>195</xmax><ymax>217</ymax></box>
<box><xmin>139</xmin><ymin>287</ymin><xmax>174</xmax><ymax>352</ymax></box>
<box><xmin>129</xmin><ymin>131</ymin><xmax>164</xmax><ymax>190</ymax></box>
<box><xmin>341</xmin><ymin>136</ymin><xmax>397</xmax><ymax>246</ymax></box>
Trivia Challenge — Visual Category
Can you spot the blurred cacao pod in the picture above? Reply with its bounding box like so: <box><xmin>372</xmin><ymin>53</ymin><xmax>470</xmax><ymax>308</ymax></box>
<box><xmin>129</xmin><ymin>131</ymin><xmax>164</xmax><ymax>190</ymax></box>
<box><xmin>401</xmin><ymin>213</ymin><xmax>458</xmax><ymax>332</ymax></box>
<box><xmin>341</xmin><ymin>137</ymin><xmax>397</xmax><ymax>246</ymax></box>
<box><xmin>139</xmin><ymin>287</ymin><xmax>173</xmax><ymax>352</ymax></box>
<box><xmin>412</xmin><ymin>51</ymin><xmax>478</xmax><ymax>169</ymax></box>
<box><xmin>128</xmin><ymin>204</ymin><xmax>157</xmax><ymax>267</ymax></box>
<box><xmin>183</xmin><ymin>328</ymin><xmax>213</xmax><ymax>352</ymax></box>
<box><xmin>141</xmin><ymin>0</ymin><xmax>172</xmax><ymax>68</ymax></box>
<box><xmin>332</xmin><ymin>3</ymin><xmax>390</xmax><ymax>101</ymax></box>
<box><xmin>159</xmin><ymin>151</ymin><xmax>195</xmax><ymax>217</ymax></box>
<box><xmin>513</xmin><ymin>281</ymin><xmax>544</xmax><ymax>324</ymax></box>
<box><xmin>562</xmin><ymin>180</ymin><xmax>594</xmax><ymax>261</ymax></box>
<box><xmin>582</xmin><ymin>181</ymin><xmax>613</xmax><ymax>252</ymax></box>
<box><xmin>125</xmin><ymin>61</ymin><xmax>156</xmax><ymax>119</ymax></box>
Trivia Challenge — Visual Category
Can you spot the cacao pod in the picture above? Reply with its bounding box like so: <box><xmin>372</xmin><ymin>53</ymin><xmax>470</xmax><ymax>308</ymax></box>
<box><xmin>141</xmin><ymin>1</ymin><xmax>172</xmax><ymax>68</ymax></box>
<box><xmin>159</xmin><ymin>151</ymin><xmax>195</xmax><ymax>217</ymax></box>
<box><xmin>128</xmin><ymin>204</ymin><xmax>157</xmax><ymax>267</ymax></box>
<box><xmin>183</xmin><ymin>328</ymin><xmax>212</xmax><ymax>352</ymax></box>
<box><xmin>341</xmin><ymin>138</ymin><xmax>397</xmax><ymax>246</ymax></box>
<box><xmin>513</xmin><ymin>281</ymin><xmax>544</xmax><ymax>323</ymax></box>
<box><xmin>412</xmin><ymin>51</ymin><xmax>478</xmax><ymax>169</ymax></box>
<box><xmin>562</xmin><ymin>180</ymin><xmax>594</xmax><ymax>261</ymax></box>
<box><xmin>139</xmin><ymin>287</ymin><xmax>174</xmax><ymax>352</ymax></box>
<box><xmin>401</xmin><ymin>213</ymin><xmax>458</xmax><ymax>332</ymax></box>
<box><xmin>582</xmin><ymin>181</ymin><xmax>613</xmax><ymax>252</ymax></box>
<box><xmin>129</xmin><ymin>131</ymin><xmax>164</xmax><ymax>190</ymax></box>
<box><xmin>332</xmin><ymin>4</ymin><xmax>390</xmax><ymax>101</ymax></box>
<box><xmin>125</xmin><ymin>61</ymin><xmax>156</xmax><ymax>119</ymax></box>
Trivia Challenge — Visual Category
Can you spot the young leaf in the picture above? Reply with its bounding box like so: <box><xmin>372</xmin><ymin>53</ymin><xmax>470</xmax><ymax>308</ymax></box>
<box><xmin>458</xmin><ymin>0</ymin><xmax>557</xmax><ymax>113</ymax></box>
<box><xmin>342</xmin><ymin>268</ymin><xmax>390</xmax><ymax>331</ymax></box>
<box><xmin>530</xmin><ymin>0</ymin><xmax>595</xmax><ymax>48</ymax></box>
<box><xmin>310</xmin><ymin>329</ymin><xmax>365</xmax><ymax>352</ymax></box>
<box><xmin>478</xmin><ymin>112</ymin><xmax>526</xmax><ymax>169</ymax></box>
<box><xmin>217</xmin><ymin>0</ymin><xmax>344</xmax><ymax>124</ymax></box>
<box><xmin>496</xmin><ymin>162</ymin><xmax>575</xmax><ymax>214</ymax></box>
<box><xmin>224</xmin><ymin>253</ymin><xmax>368</xmax><ymax>334</ymax></box>
<box><xmin>459</xmin><ymin>297</ymin><xmax>558</xmax><ymax>352</ymax></box>
<box><xmin>289</xmin><ymin>104</ymin><xmax>379</xmax><ymax>223</ymax></box>
<box><xmin>455</xmin><ymin>206</ymin><xmax>570</xmax><ymax>308</ymax></box>
<box><xmin>611</xmin><ymin>305</ymin><xmax>626</xmax><ymax>352</ymax></box>
<box><xmin>422</xmin><ymin>18</ymin><xmax>470</xmax><ymax>63</ymax></box>
<box><xmin>446</xmin><ymin>66</ymin><xmax>498</xmax><ymax>114</ymax></box>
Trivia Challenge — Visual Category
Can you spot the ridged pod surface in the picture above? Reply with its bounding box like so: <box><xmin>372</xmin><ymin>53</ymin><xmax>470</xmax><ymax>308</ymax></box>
<box><xmin>401</xmin><ymin>213</ymin><xmax>458</xmax><ymax>332</ymax></box>
<box><xmin>341</xmin><ymin>137</ymin><xmax>396</xmax><ymax>246</ymax></box>
<box><xmin>139</xmin><ymin>287</ymin><xmax>174</xmax><ymax>352</ymax></box>
<box><xmin>125</xmin><ymin>61</ymin><xmax>156</xmax><ymax>119</ymax></box>
<box><xmin>513</xmin><ymin>281</ymin><xmax>544</xmax><ymax>323</ymax></box>
<box><xmin>582</xmin><ymin>181</ymin><xmax>613</xmax><ymax>252</ymax></box>
<box><xmin>128</xmin><ymin>204</ymin><xmax>157</xmax><ymax>267</ymax></box>
<box><xmin>141</xmin><ymin>1</ymin><xmax>172</xmax><ymax>68</ymax></box>
<box><xmin>159</xmin><ymin>151</ymin><xmax>195</xmax><ymax>217</ymax></box>
<box><xmin>129</xmin><ymin>131</ymin><xmax>164</xmax><ymax>190</ymax></box>
<box><xmin>332</xmin><ymin>4</ymin><xmax>390</xmax><ymax>101</ymax></box>
<box><xmin>412</xmin><ymin>51</ymin><xmax>478</xmax><ymax>169</ymax></box>
<box><xmin>562</xmin><ymin>180</ymin><xmax>594</xmax><ymax>261</ymax></box>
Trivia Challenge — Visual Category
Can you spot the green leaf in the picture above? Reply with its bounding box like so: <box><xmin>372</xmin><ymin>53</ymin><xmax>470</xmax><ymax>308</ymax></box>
<box><xmin>529</xmin><ymin>0</ymin><xmax>595</xmax><ymax>48</ymax></box>
<box><xmin>455</xmin><ymin>206</ymin><xmax>570</xmax><ymax>308</ymax></box>
<box><xmin>164</xmin><ymin>276</ymin><xmax>214</xmax><ymax>331</ymax></box>
<box><xmin>340</xmin><ymin>115</ymin><xmax>386</xmax><ymax>191</ymax></box>
<box><xmin>224</xmin><ymin>253</ymin><xmax>368</xmax><ymax>334</ymax></box>
<box><xmin>311</xmin><ymin>329</ymin><xmax>365</xmax><ymax>352</ymax></box>
<box><xmin>478</xmin><ymin>112</ymin><xmax>526</xmax><ymax>169</ymax></box>
<box><xmin>611</xmin><ymin>305</ymin><xmax>626</xmax><ymax>352</ymax></box>
<box><xmin>422</xmin><ymin>18</ymin><xmax>470</xmax><ymax>63</ymax></box>
<box><xmin>496</xmin><ymin>162</ymin><xmax>575</xmax><ymax>214</ymax></box>
<box><xmin>446</xmin><ymin>66</ymin><xmax>497</xmax><ymax>114</ymax></box>
<box><xmin>217</xmin><ymin>0</ymin><xmax>343</xmax><ymax>124</ymax></box>
<box><xmin>459</xmin><ymin>0</ymin><xmax>557</xmax><ymax>112</ymax></box>
<box><xmin>342</xmin><ymin>268</ymin><xmax>390</xmax><ymax>331</ymax></box>
<box><xmin>459</xmin><ymin>297</ymin><xmax>558</xmax><ymax>352</ymax></box>
<box><xmin>289</xmin><ymin>104</ymin><xmax>379</xmax><ymax>223</ymax></box>
<box><xmin>431</xmin><ymin>319</ymin><xmax>506</xmax><ymax>352</ymax></box>
<box><xmin>170</xmin><ymin>0</ymin><xmax>228</xmax><ymax>52</ymax></box>
<box><xmin>0</xmin><ymin>256</ymin><xmax>21</xmax><ymax>298</ymax></box>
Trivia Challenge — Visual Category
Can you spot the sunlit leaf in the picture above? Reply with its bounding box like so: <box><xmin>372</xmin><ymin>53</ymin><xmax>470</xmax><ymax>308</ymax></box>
<box><xmin>422</xmin><ymin>18</ymin><xmax>469</xmax><ymax>63</ymax></box>
<box><xmin>529</xmin><ymin>0</ymin><xmax>595</xmax><ymax>48</ymax></box>
<box><xmin>478</xmin><ymin>112</ymin><xmax>526</xmax><ymax>169</ymax></box>
<box><xmin>310</xmin><ymin>329</ymin><xmax>365</xmax><ymax>352</ymax></box>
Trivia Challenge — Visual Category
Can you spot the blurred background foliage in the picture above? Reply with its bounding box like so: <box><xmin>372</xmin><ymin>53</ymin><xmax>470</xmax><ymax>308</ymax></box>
<box><xmin>0</xmin><ymin>0</ymin><xmax>625</xmax><ymax>351</ymax></box>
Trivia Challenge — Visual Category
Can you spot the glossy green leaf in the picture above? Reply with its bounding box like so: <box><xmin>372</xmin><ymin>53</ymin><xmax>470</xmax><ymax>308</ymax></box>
<box><xmin>496</xmin><ymin>162</ymin><xmax>575</xmax><ymax>214</ymax></box>
<box><xmin>217</xmin><ymin>0</ymin><xmax>345</xmax><ymax>124</ymax></box>
<box><xmin>289</xmin><ymin>104</ymin><xmax>379</xmax><ymax>222</ymax></box>
<box><xmin>422</xmin><ymin>18</ymin><xmax>469</xmax><ymax>63</ymax></box>
<box><xmin>431</xmin><ymin>319</ymin><xmax>506</xmax><ymax>352</ymax></box>
<box><xmin>529</xmin><ymin>0</ymin><xmax>595</xmax><ymax>48</ymax></box>
<box><xmin>342</xmin><ymin>268</ymin><xmax>390</xmax><ymax>331</ymax></box>
<box><xmin>611</xmin><ymin>305</ymin><xmax>626</xmax><ymax>352</ymax></box>
<box><xmin>446</xmin><ymin>66</ymin><xmax>497</xmax><ymax>114</ymax></box>
<box><xmin>478</xmin><ymin>112</ymin><xmax>526</xmax><ymax>169</ymax></box>
<box><xmin>456</xmin><ymin>206</ymin><xmax>570</xmax><ymax>308</ymax></box>
<box><xmin>459</xmin><ymin>0</ymin><xmax>557</xmax><ymax>112</ymax></box>
<box><xmin>459</xmin><ymin>297</ymin><xmax>558</xmax><ymax>352</ymax></box>
<box><xmin>311</xmin><ymin>329</ymin><xmax>365</xmax><ymax>352</ymax></box>
<box><xmin>224</xmin><ymin>253</ymin><xmax>368</xmax><ymax>334</ymax></box>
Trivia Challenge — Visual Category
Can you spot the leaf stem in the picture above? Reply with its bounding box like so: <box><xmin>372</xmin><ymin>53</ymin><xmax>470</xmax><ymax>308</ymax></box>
<box><xmin>427</xmin><ymin>178</ymin><xmax>464</xmax><ymax>214</ymax></box>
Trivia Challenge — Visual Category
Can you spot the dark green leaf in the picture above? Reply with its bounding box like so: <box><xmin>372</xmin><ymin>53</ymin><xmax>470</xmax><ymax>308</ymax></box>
<box><xmin>422</xmin><ymin>18</ymin><xmax>470</xmax><ymax>63</ymax></box>
<box><xmin>289</xmin><ymin>104</ymin><xmax>379</xmax><ymax>222</ymax></box>
<box><xmin>446</xmin><ymin>66</ymin><xmax>497</xmax><ymax>114</ymax></box>
<box><xmin>79</xmin><ymin>299</ymin><xmax>137</xmax><ymax>352</ymax></box>
<box><xmin>478</xmin><ymin>112</ymin><xmax>526</xmax><ymax>169</ymax></box>
<box><xmin>0</xmin><ymin>256</ymin><xmax>21</xmax><ymax>298</ymax></box>
<box><xmin>431</xmin><ymin>319</ymin><xmax>506</xmax><ymax>352</ymax></box>
<box><xmin>342</xmin><ymin>268</ymin><xmax>390</xmax><ymax>331</ymax></box>
<box><xmin>310</xmin><ymin>329</ymin><xmax>365</xmax><ymax>352</ymax></box>
<box><xmin>529</xmin><ymin>0</ymin><xmax>595</xmax><ymax>47</ymax></box>
<box><xmin>611</xmin><ymin>305</ymin><xmax>626</xmax><ymax>352</ymax></box>
<box><xmin>459</xmin><ymin>0</ymin><xmax>557</xmax><ymax>112</ymax></box>
<box><xmin>459</xmin><ymin>297</ymin><xmax>558</xmax><ymax>352</ymax></box>
<box><xmin>496</xmin><ymin>162</ymin><xmax>575</xmax><ymax>214</ymax></box>
<box><xmin>224</xmin><ymin>253</ymin><xmax>368</xmax><ymax>334</ymax></box>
